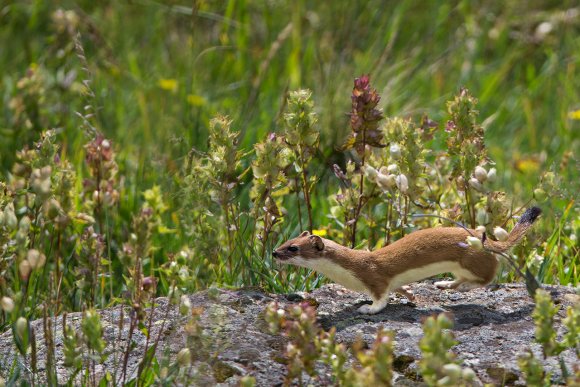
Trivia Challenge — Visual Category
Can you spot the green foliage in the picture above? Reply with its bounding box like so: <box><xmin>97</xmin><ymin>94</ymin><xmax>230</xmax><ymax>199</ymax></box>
<box><xmin>419</xmin><ymin>314</ymin><xmax>476</xmax><ymax>386</ymax></box>
<box><xmin>517</xmin><ymin>288</ymin><xmax>580</xmax><ymax>386</ymax></box>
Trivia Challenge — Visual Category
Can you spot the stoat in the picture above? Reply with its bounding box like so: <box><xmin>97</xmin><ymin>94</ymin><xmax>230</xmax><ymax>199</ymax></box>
<box><xmin>273</xmin><ymin>207</ymin><xmax>541</xmax><ymax>314</ymax></box>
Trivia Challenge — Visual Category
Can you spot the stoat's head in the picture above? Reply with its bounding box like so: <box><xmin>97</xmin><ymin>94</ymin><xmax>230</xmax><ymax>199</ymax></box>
<box><xmin>272</xmin><ymin>231</ymin><xmax>325</xmax><ymax>267</ymax></box>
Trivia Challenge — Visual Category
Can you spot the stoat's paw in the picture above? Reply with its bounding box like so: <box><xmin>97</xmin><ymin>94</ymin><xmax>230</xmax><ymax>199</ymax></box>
<box><xmin>358</xmin><ymin>304</ymin><xmax>382</xmax><ymax>315</ymax></box>
<box><xmin>434</xmin><ymin>280</ymin><xmax>457</xmax><ymax>289</ymax></box>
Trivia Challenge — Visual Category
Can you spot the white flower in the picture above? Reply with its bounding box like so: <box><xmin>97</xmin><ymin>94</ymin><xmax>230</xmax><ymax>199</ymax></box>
<box><xmin>493</xmin><ymin>227</ymin><xmax>509</xmax><ymax>241</ymax></box>
<box><xmin>390</xmin><ymin>144</ymin><xmax>402</xmax><ymax>160</ymax></box>
<box><xmin>466</xmin><ymin>236</ymin><xmax>483</xmax><ymax>250</ymax></box>
<box><xmin>364</xmin><ymin>165</ymin><xmax>378</xmax><ymax>180</ymax></box>
<box><xmin>0</xmin><ymin>297</ymin><xmax>14</xmax><ymax>313</ymax></box>
<box><xmin>487</xmin><ymin>168</ymin><xmax>497</xmax><ymax>182</ymax></box>
<box><xmin>377</xmin><ymin>173</ymin><xmax>396</xmax><ymax>190</ymax></box>
<box><xmin>474</xmin><ymin>166</ymin><xmax>488</xmax><ymax>183</ymax></box>
<box><xmin>475</xmin><ymin>225</ymin><xmax>486</xmax><ymax>233</ymax></box>
<box><xmin>468</xmin><ymin>177</ymin><xmax>485</xmax><ymax>192</ymax></box>
<box><xmin>396</xmin><ymin>174</ymin><xmax>409</xmax><ymax>193</ymax></box>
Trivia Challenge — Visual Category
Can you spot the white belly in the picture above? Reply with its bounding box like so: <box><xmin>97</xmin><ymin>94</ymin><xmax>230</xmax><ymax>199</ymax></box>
<box><xmin>389</xmin><ymin>261</ymin><xmax>478</xmax><ymax>289</ymax></box>
<box><xmin>288</xmin><ymin>257</ymin><xmax>369</xmax><ymax>293</ymax></box>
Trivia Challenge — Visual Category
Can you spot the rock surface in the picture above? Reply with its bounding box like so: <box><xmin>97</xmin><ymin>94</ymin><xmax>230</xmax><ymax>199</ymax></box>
<box><xmin>0</xmin><ymin>282</ymin><xmax>578</xmax><ymax>385</ymax></box>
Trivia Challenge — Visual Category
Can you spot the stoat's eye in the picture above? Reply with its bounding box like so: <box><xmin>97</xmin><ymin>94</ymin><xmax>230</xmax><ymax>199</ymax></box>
<box><xmin>287</xmin><ymin>246</ymin><xmax>299</xmax><ymax>252</ymax></box>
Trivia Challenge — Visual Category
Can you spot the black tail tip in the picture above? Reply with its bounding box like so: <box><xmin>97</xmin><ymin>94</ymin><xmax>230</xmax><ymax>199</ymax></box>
<box><xmin>519</xmin><ymin>207</ymin><xmax>542</xmax><ymax>224</ymax></box>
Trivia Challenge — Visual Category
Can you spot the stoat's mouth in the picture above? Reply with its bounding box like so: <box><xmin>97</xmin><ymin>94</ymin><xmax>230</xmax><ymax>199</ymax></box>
<box><xmin>275</xmin><ymin>256</ymin><xmax>291</xmax><ymax>262</ymax></box>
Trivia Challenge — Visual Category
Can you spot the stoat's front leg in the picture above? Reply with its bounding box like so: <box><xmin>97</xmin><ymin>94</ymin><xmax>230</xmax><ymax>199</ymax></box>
<box><xmin>357</xmin><ymin>292</ymin><xmax>390</xmax><ymax>314</ymax></box>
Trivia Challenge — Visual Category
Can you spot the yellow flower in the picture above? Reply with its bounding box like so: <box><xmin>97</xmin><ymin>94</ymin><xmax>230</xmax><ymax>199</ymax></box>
<box><xmin>568</xmin><ymin>109</ymin><xmax>580</xmax><ymax>120</ymax></box>
<box><xmin>187</xmin><ymin>94</ymin><xmax>206</xmax><ymax>106</ymax></box>
<box><xmin>158</xmin><ymin>78</ymin><xmax>178</xmax><ymax>93</ymax></box>
<box><xmin>312</xmin><ymin>229</ymin><xmax>327</xmax><ymax>236</ymax></box>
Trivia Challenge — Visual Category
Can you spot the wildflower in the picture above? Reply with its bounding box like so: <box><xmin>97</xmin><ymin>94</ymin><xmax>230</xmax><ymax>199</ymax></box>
<box><xmin>533</xmin><ymin>188</ymin><xmax>547</xmax><ymax>202</ymax></box>
<box><xmin>27</xmin><ymin>249</ymin><xmax>46</xmax><ymax>269</ymax></box>
<box><xmin>493</xmin><ymin>227</ymin><xmax>509</xmax><ymax>241</ymax></box>
<box><xmin>177</xmin><ymin>348</ymin><xmax>191</xmax><ymax>366</ymax></box>
<box><xmin>474</xmin><ymin>166</ymin><xmax>487</xmax><ymax>183</ymax></box>
<box><xmin>396</xmin><ymin>174</ymin><xmax>409</xmax><ymax>193</ymax></box>
<box><xmin>364</xmin><ymin>165</ymin><xmax>378</xmax><ymax>180</ymax></box>
<box><xmin>466</xmin><ymin>236</ymin><xmax>483</xmax><ymax>250</ymax></box>
<box><xmin>468</xmin><ymin>177</ymin><xmax>485</xmax><ymax>192</ymax></box>
<box><xmin>390</xmin><ymin>143</ymin><xmax>402</xmax><ymax>160</ymax></box>
<box><xmin>15</xmin><ymin>317</ymin><xmax>28</xmax><ymax>340</ymax></box>
<box><xmin>158</xmin><ymin>78</ymin><xmax>178</xmax><ymax>92</ymax></box>
<box><xmin>376</xmin><ymin>173</ymin><xmax>396</xmax><ymax>190</ymax></box>
<box><xmin>0</xmin><ymin>297</ymin><xmax>14</xmax><ymax>313</ymax></box>
<box><xmin>486</xmin><ymin>167</ymin><xmax>497</xmax><ymax>182</ymax></box>
<box><xmin>342</xmin><ymin>75</ymin><xmax>385</xmax><ymax>154</ymax></box>
<box><xmin>19</xmin><ymin>260</ymin><xmax>32</xmax><ymax>280</ymax></box>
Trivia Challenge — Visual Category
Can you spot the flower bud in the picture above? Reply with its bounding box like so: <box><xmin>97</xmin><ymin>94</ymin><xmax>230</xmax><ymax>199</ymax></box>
<box><xmin>475</xmin><ymin>225</ymin><xmax>486</xmax><ymax>234</ymax></box>
<box><xmin>474</xmin><ymin>166</ymin><xmax>488</xmax><ymax>183</ymax></box>
<box><xmin>442</xmin><ymin>363</ymin><xmax>462</xmax><ymax>378</ymax></box>
<box><xmin>462</xmin><ymin>367</ymin><xmax>476</xmax><ymax>381</ymax></box>
<box><xmin>493</xmin><ymin>227</ymin><xmax>509</xmax><ymax>241</ymax></box>
<box><xmin>1</xmin><ymin>297</ymin><xmax>14</xmax><ymax>313</ymax></box>
<box><xmin>179</xmin><ymin>295</ymin><xmax>192</xmax><ymax>316</ymax></box>
<box><xmin>363</xmin><ymin>165</ymin><xmax>378</xmax><ymax>180</ymax></box>
<box><xmin>396</xmin><ymin>174</ymin><xmax>409</xmax><ymax>193</ymax></box>
<box><xmin>19</xmin><ymin>260</ymin><xmax>32</xmax><ymax>280</ymax></box>
<box><xmin>486</xmin><ymin>168</ymin><xmax>497</xmax><ymax>182</ymax></box>
<box><xmin>176</xmin><ymin>348</ymin><xmax>191</xmax><ymax>366</ymax></box>
<box><xmin>18</xmin><ymin>216</ymin><xmax>31</xmax><ymax>232</ymax></box>
<box><xmin>533</xmin><ymin>188</ymin><xmax>547</xmax><ymax>203</ymax></box>
<box><xmin>468</xmin><ymin>177</ymin><xmax>485</xmax><ymax>192</ymax></box>
<box><xmin>27</xmin><ymin>249</ymin><xmax>46</xmax><ymax>269</ymax></box>
<box><xmin>376</xmin><ymin>173</ymin><xmax>396</xmax><ymax>190</ymax></box>
<box><xmin>387</xmin><ymin>164</ymin><xmax>398</xmax><ymax>174</ymax></box>
<box><xmin>15</xmin><ymin>316</ymin><xmax>28</xmax><ymax>340</ymax></box>
<box><xmin>466</xmin><ymin>236</ymin><xmax>483</xmax><ymax>250</ymax></box>
<box><xmin>389</xmin><ymin>144</ymin><xmax>402</xmax><ymax>160</ymax></box>
<box><xmin>5</xmin><ymin>206</ymin><xmax>17</xmax><ymax>230</ymax></box>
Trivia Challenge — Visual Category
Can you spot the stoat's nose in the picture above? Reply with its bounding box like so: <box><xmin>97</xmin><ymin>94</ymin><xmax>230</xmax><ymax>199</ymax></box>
<box><xmin>272</xmin><ymin>250</ymin><xmax>278</xmax><ymax>258</ymax></box>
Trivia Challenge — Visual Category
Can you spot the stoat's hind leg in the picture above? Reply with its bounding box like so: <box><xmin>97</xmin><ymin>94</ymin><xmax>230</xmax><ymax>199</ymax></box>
<box><xmin>395</xmin><ymin>286</ymin><xmax>415</xmax><ymax>301</ymax></box>
<box><xmin>358</xmin><ymin>292</ymin><xmax>390</xmax><ymax>314</ymax></box>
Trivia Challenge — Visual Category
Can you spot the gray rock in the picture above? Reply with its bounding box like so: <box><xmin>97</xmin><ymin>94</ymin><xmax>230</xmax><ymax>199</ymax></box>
<box><xmin>0</xmin><ymin>282</ymin><xmax>577</xmax><ymax>386</ymax></box>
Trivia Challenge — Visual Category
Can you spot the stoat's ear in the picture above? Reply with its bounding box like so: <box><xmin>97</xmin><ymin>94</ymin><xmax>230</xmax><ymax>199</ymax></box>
<box><xmin>308</xmin><ymin>235</ymin><xmax>324</xmax><ymax>251</ymax></box>
<box><xmin>299</xmin><ymin>230</ymin><xmax>310</xmax><ymax>237</ymax></box>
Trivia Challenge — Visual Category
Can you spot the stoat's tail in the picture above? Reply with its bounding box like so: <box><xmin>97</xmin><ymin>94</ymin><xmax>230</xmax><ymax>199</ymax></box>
<box><xmin>486</xmin><ymin>207</ymin><xmax>542</xmax><ymax>253</ymax></box>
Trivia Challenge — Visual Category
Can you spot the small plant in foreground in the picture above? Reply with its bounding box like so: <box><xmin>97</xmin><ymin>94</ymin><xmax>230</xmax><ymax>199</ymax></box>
<box><xmin>518</xmin><ymin>288</ymin><xmax>580</xmax><ymax>385</ymax></box>
<box><xmin>265</xmin><ymin>301</ymin><xmax>396</xmax><ymax>386</ymax></box>
<box><xmin>419</xmin><ymin>314</ymin><xmax>476</xmax><ymax>386</ymax></box>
